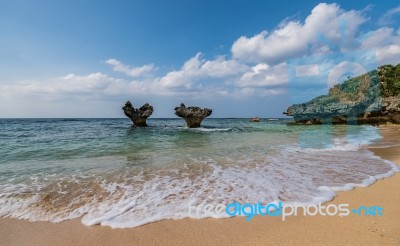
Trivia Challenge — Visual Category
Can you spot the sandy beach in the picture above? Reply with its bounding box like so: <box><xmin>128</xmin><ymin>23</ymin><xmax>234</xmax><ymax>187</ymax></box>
<box><xmin>1</xmin><ymin>126</ymin><xmax>399</xmax><ymax>246</ymax></box>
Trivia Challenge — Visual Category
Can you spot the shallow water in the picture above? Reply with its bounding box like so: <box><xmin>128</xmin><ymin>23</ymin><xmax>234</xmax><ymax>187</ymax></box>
<box><xmin>0</xmin><ymin>118</ymin><xmax>398</xmax><ymax>228</ymax></box>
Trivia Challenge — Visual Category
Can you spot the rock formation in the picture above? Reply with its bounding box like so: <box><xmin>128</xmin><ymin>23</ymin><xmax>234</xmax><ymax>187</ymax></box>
<box><xmin>174</xmin><ymin>103</ymin><xmax>212</xmax><ymax>128</ymax></box>
<box><xmin>284</xmin><ymin>64</ymin><xmax>400</xmax><ymax>125</ymax></box>
<box><xmin>250</xmin><ymin>117</ymin><xmax>261</xmax><ymax>122</ymax></box>
<box><xmin>285</xmin><ymin>97</ymin><xmax>400</xmax><ymax>125</ymax></box>
<box><xmin>122</xmin><ymin>101</ymin><xmax>154</xmax><ymax>127</ymax></box>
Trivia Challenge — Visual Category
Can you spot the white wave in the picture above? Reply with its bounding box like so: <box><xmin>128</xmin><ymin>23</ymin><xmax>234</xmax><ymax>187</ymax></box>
<box><xmin>0</xmin><ymin>125</ymin><xmax>398</xmax><ymax>229</ymax></box>
<box><xmin>295</xmin><ymin>125</ymin><xmax>382</xmax><ymax>151</ymax></box>
<box><xmin>188</xmin><ymin>127</ymin><xmax>231</xmax><ymax>132</ymax></box>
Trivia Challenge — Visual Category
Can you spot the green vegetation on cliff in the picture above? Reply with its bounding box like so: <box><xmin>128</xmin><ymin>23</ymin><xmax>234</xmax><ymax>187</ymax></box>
<box><xmin>286</xmin><ymin>63</ymin><xmax>400</xmax><ymax>124</ymax></box>
<box><xmin>328</xmin><ymin>70</ymin><xmax>379</xmax><ymax>104</ymax></box>
<box><xmin>379</xmin><ymin>64</ymin><xmax>400</xmax><ymax>97</ymax></box>
<box><xmin>327</xmin><ymin>63</ymin><xmax>400</xmax><ymax>102</ymax></box>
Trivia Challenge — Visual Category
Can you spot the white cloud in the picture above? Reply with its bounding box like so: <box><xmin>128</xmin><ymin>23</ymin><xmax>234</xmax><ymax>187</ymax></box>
<box><xmin>231</xmin><ymin>3</ymin><xmax>367</xmax><ymax>64</ymax></box>
<box><xmin>201</xmin><ymin>56</ymin><xmax>248</xmax><ymax>77</ymax></box>
<box><xmin>295</xmin><ymin>64</ymin><xmax>319</xmax><ymax>77</ymax></box>
<box><xmin>158</xmin><ymin>53</ymin><xmax>248</xmax><ymax>89</ymax></box>
<box><xmin>0</xmin><ymin>73</ymin><xmax>123</xmax><ymax>96</ymax></box>
<box><xmin>0</xmin><ymin>54</ymin><xmax>250</xmax><ymax>99</ymax></box>
<box><xmin>237</xmin><ymin>63</ymin><xmax>288</xmax><ymax>88</ymax></box>
<box><xmin>154</xmin><ymin>53</ymin><xmax>288</xmax><ymax>97</ymax></box>
<box><xmin>360</xmin><ymin>27</ymin><xmax>395</xmax><ymax>48</ymax></box>
<box><xmin>376</xmin><ymin>44</ymin><xmax>400</xmax><ymax>65</ymax></box>
<box><xmin>360</xmin><ymin>27</ymin><xmax>400</xmax><ymax>65</ymax></box>
<box><xmin>0</xmin><ymin>73</ymin><xmax>154</xmax><ymax>99</ymax></box>
<box><xmin>378</xmin><ymin>5</ymin><xmax>400</xmax><ymax>25</ymax></box>
<box><xmin>2</xmin><ymin>3</ymin><xmax>400</xmax><ymax>105</ymax></box>
<box><xmin>105</xmin><ymin>59</ymin><xmax>157</xmax><ymax>77</ymax></box>
<box><xmin>260</xmin><ymin>88</ymin><xmax>287</xmax><ymax>96</ymax></box>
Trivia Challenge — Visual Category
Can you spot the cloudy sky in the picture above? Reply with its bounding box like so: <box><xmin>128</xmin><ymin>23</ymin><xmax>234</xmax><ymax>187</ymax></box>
<box><xmin>1</xmin><ymin>1</ymin><xmax>399</xmax><ymax>118</ymax></box>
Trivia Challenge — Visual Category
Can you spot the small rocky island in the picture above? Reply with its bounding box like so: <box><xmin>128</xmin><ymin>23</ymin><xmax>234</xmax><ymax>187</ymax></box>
<box><xmin>122</xmin><ymin>101</ymin><xmax>154</xmax><ymax>127</ymax></box>
<box><xmin>250</xmin><ymin>117</ymin><xmax>261</xmax><ymax>122</ymax></box>
<box><xmin>284</xmin><ymin>64</ymin><xmax>400</xmax><ymax>125</ymax></box>
<box><xmin>174</xmin><ymin>103</ymin><xmax>212</xmax><ymax>128</ymax></box>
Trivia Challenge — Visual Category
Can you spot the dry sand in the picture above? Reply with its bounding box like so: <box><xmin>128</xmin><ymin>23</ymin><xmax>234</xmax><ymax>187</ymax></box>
<box><xmin>1</xmin><ymin>126</ymin><xmax>399</xmax><ymax>246</ymax></box>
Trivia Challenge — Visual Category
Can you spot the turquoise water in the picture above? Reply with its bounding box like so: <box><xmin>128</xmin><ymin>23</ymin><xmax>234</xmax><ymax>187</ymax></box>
<box><xmin>0</xmin><ymin>118</ymin><xmax>398</xmax><ymax>228</ymax></box>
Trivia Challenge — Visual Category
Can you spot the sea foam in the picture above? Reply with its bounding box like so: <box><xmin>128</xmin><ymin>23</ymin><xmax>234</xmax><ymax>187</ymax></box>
<box><xmin>0</xmin><ymin>119</ymin><xmax>398</xmax><ymax>228</ymax></box>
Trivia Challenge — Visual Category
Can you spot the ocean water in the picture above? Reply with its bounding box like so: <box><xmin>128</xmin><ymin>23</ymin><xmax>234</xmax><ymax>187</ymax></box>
<box><xmin>0</xmin><ymin>118</ymin><xmax>398</xmax><ymax>228</ymax></box>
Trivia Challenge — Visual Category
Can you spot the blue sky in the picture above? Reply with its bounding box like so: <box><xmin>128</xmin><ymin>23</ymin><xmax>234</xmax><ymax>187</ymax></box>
<box><xmin>0</xmin><ymin>1</ymin><xmax>399</xmax><ymax>118</ymax></box>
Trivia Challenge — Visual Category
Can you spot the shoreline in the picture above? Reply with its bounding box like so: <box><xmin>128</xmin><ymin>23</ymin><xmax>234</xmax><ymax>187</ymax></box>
<box><xmin>1</xmin><ymin>126</ymin><xmax>399</xmax><ymax>245</ymax></box>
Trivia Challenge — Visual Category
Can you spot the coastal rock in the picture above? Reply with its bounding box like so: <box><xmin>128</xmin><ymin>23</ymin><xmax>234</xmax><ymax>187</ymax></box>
<box><xmin>286</xmin><ymin>97</ymin><xmax>400</xmax><ymax>125</ymax></box>
<box><xmin>174</xmin><ymin>103</ymin><xmax>212</xmax><ymax>128</ymax></box>
<box><xmin>250</xmin><ymin>117</ymin><xmax>261</xmax><ymax>122</ymax></box>
<box><xmin>284</xmin><ymin>64</ymin><xmax>400</xmax><ymax>125</ymax></box>
<box><xmin>122</xmin><ymin>101</ymin><xmax>154</xmax><ymax>127</ymax></box>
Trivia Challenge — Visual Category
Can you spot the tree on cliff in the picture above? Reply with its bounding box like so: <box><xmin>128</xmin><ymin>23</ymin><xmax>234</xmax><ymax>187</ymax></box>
<box><xmin>285</xmin><ymin>63</ymin><xmax>400</xmax><ymax>124</ymax></box>
<box><xmin>379</xmin><ymin>64</ymin><xmax>400</xmax><ymax>97</ymax></box>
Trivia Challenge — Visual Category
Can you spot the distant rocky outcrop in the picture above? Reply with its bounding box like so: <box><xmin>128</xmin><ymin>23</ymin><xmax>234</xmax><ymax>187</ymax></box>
<box><xmin>284</xmin><ymin>64</ymin><xmax>400</xmax><ymax>125</ymax></box>
<box><xmin>122</xmin><ymin>101</ymin><xmax>154</xmax><ymax>127</ymax></box>
<box><xmin>250</xmin><ymin>117</ymin><xmax>261</xmax><ymax>122</ymax></box>
<box><xmin>174</xmin><ymin>103</ymin><xmax>212</xmax><ymax>128</ymax></box>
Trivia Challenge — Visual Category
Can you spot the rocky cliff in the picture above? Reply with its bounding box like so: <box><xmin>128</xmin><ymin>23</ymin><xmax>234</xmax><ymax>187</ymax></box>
<box><xmin>175</xmin><ymin>103</ymin><xmax>212</xmax><ymax>128</ymax></box>
<box><xmin>122</xmin><ymin>101</ymin><xmax>154</xmax><ymax>127</ymax></box>
<box><xmin>284</xmin><ymin>64</ymin><xmax>400</xmax><ymax>125</ymax></box>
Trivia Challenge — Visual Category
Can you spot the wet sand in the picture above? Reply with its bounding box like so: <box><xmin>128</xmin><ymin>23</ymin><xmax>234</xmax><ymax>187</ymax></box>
<box><xmin>1</xmin><ymin>126</ymin><xmax>399</xmax><ymax>246</ymax></box>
